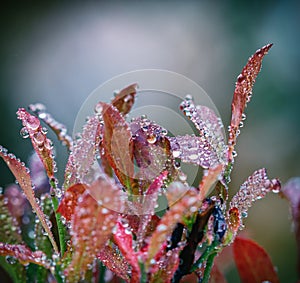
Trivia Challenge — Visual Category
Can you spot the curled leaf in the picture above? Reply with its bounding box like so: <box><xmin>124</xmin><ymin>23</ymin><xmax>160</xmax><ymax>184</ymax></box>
<box><xmin>17</xmin><ymin>108</ymin><xmax>56</xmax><ymax>179</ymax></box>
<box><xmin>0</xmin><ymin>146</ymin><xmax>58</xmax><ymax>253</ymax></box>
<box><xmin>65</xmin><ymin>177</ymin><xmax>121</xmax><ymax>282</ymax></box>
<box><xmin>112</xmin><ymin>83</ymin><xmax>138</xmax><ymax>115</ymax></box>
<box><xmin>0</xmin><ymin>243</ymin><xmax>50</xmax><ymax>268</ymax></box>
<box><xmin>229</xmin><ymin>168</ymin><xmax>280</xmax><ymax>230</ymax></box>
<box><xmin>233</xmin><ymin>237</ymin><xmax>279</xmax><ymax>283</ymax></box>
<box><xmin>228</xmin><ymin>44</ymin><xmax>273</xmax><ymax>161</ymax></box>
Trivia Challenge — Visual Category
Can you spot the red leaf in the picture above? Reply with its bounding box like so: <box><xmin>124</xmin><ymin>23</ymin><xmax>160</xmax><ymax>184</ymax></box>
<box><xmin>56</xmin><ymin>184</ymin><xmax>86</xmax><ymax>222</ymax></box>
<box><xmin>65</xmin><ymin>176</ymin><xmax>121</xmax><ymax>282</ymax></box>
<box><xmin>17</xmin><ymin>108</ymin><xmax>56</xmax><ymax>179</ymax></box>
<box><xmin>99</xmin><ymin>102</ymin><xmax>135</xmax><ymax>191</ymax></box>
<box><xmin>0</xmin><ymin>243</ymin><xmax>50</xmax><ymax>268</ymax></box>
<box><xmin>64</xmin><ymin>115</ymin><xmax>101</xmax><ymax>188</ymax></box>
<box><xmin>209</xmin><ymin>264</ymin><xmax>227</xmax><ymax>283</ymax></box>
<box><xmin>111</xmin><ymin>83</ymin><xmax>138</xmax><ymax>115</ymax></box>
<box><xmin>29</xmin><ymin>103</ymin><xmax>73</xmax><ymax>150</ymax></box>
<box><xmin>113</xmin><ymin>222</ymin><xmax>140</xmax><ymax>282</ymax></box>
<box><xmin>97</xmin><ymin>245</ymin><xmax>130</xmax><ymax>282</ymax></box>
<box><xmin>0</xmin><ymin>146</ymin><xmax>58</xmax><ymax>253</ymax></box>
<box><xmin>281</xmin><ymin>177</ymin><xmax>300</xmax><ymax>275</ymax></box>
<box><xmin>228</xmin><ymin>44</ymin><xmax>273</xmax><ymax>162</ymax></box>
<box><xmin>233</xmin><ymin>237</ymin><xmax>279</xmax><ymax>283</ymax></box>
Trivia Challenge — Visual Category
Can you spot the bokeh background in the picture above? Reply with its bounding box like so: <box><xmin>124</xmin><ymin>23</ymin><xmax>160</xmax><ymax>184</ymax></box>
<box><xmin>0</xmin><ymin>0</ymin><xmax>299</xmax><ymax>282</ymax></box>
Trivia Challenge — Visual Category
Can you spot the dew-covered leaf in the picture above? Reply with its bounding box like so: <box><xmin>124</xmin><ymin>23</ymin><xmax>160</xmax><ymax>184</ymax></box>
<box><xmin>112</xmin><ymin>83</ymin><xmax>138</xmax><ymax>115</ymax></box>
<box><xmin>0</xmin><ymin>243</ymin><xmax>50</xmax><ymax>268</ymax></box>
<box><xmin>229</xmin><ymin>168</ymin><xmax>280</xmax><ymax>230</ymax></box>
<box><xmin>65</xmin><ymin>177</ymin><xmax>121</xmax><ymax>282</ymax></box>
<box><xmin>130</xmin><ymin>117</ymin><xmax>176</xmax><ymax>189</ymax></box>
<box><xmin>228</xmin><ymin>44</ymin><xmax>273</xmax><ymax>161</ymax></box>
<box><xmin>0</xmin><ymin>146</ymin><xmax>58</xmax><ymax>253</ymax></box>
<box><xmin>57</xmin><ymin>183</ymin><xmax>86</xmax><ymax>222</ymax></box>
<box><xmin>97</xmin><ymin>245</ymin><xmax>130</xmax><ymax>282</ymax></box>
<box><xmin>0</xmin><ymin>195</ymin><xmax>22</xmax><ymax>244</ymax></box>
<box><xmin>29</xmin><ymin>103</ymin><xmax>73</xmax><ymax>150</ymax></box>
<box><xmin>113</xmin><ymin>221</ymin><xmax>140</xmax><ymax>282</ymax></box>
<box><xmin>176</xmin><ymin>99</ymin><xmax>227</xmax><ymax>168</ymax></box>
<box><xmin>100</xmin><ymin>102</ymin><xmax>134</xmax><ymax>191</ymax></box>
<box><xmin>146</xmin><ymin>183</ymin><xmax>200</xmax><ymax>266</ymax></box>
<box><xmin>149</xmin><ymin>247</ymin><xmax>181</xmax><ymax>283</ymax></box>
<box><xmin>17</xmin><ymin>108</ymin><xmax>56</xmax><ymax>179</ymax></box>
<box><xmin>64</xmin><ymin>115</ymin><xmax>101</xmax><ymax>188</ymax></box>
<box><xmin>233</xmin><ymin>237</ymin><xmax>279</xmax><ymax>283</ymax></box>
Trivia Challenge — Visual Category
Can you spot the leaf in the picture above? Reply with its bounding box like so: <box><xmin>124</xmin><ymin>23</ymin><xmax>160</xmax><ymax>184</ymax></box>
<box><xmin>0</xmin><ymin>195</ymin><xmax>22</xmax><ymax>244</ymax></box>
<box><xmin>29</xmin><ymin>103</ymin><xmax>73</xmax><ymax>150</ymax></box>
<box><xmin>17</xmin><ymin>108</ymin><xmax>56</xmax><ymax>179</ymax></box>
<box><xmin>57</xmin><ymin>183</ymin><xmax>86</xmax><ymax>222</ymax></box>
<box><xmin>111</xmin><ymin>83</ymin><xmax>138</xmax><ymax>115</ymax></box>
<box><xmin>209</xmin><ymin>264</ymin><xmax>227</xmax><ymax>283</ymax></box>
<box><xmin>229</xmin><ymin>168</ymin><xmax>281</xmax><ymax>230</ymax></box>
<box><xmin>97</xmin><ymin>245</ymin><xmax>130</xmax><ymax>282</ymax></box>
<box><xmin>0</xmin><ymin>243</ymin><xmax>50</xmax><ymax>268</ymax></box>
<box><xmin>64</xmin><ymin>115</ymin><xmax>101</xmax><ymax>188</ymax></box>
<box><xmin>99</xmin><ymin>102</ymin><xmax>135</xmax><ymax>191</ymax></box>
<box><xmin>233</xmin><ymin>237</ymin><xmax>279</xmax><ymax>283</ymax></box>
<box><xmin>281</xmin><ymin>177</ymin><xmax>300</xmax><ymax>275</ymax></box>
<box><xmin>113</xmin><ymin>221</ymin><xmax>140</xmax><ymax>282</ymax></box>
<box><xmin>0</xmin><ymin>256</ymin><xmax>25</xmax><ymax>283</ymax></box>
<box><xmin>228</xmin><ymin>44</ymin><xmax>273</xmax><ymax>162</ymax></box>
<box><xmin>0</xmin><ymin>146</ymin><xmax>59</xmax><ymax>253</ymax></box>
<box><xmin>65</xmin><ymin>177</ymin><xmax>121</xmax><ymax>282</ymax></box>
<box><xmin>176</xmin><ymin>99</ymin><xmax>227</xmax><ymax>168</ymax></box>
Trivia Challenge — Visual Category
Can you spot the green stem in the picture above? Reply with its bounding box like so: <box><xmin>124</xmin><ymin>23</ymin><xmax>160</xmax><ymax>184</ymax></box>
<box><xmin>201</xmin><ymin>252</ymin><xmax>217</xmax><ymax>283</ymax></box>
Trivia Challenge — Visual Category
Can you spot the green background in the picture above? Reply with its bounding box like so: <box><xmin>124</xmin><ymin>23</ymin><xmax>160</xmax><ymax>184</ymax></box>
<box><xmin>0</xmin><ymin>1</ymin><xmax>299</xmax><ymax>282</ymax></box>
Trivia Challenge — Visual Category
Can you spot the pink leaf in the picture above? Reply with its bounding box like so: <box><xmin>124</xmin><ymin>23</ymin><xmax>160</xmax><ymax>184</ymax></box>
<box><xmin>17</xmin><ymin>108</ymin><xmax>56</xmax><ymax>179</ymax></box>
<box><xmin>229</xmin><ymin>168</ymin><xmax>280</xmax><ymax>230</ymax></box>
<box><xmin>233</xmin><ymin>237</ymin><xmax>279</xmax><ymax>283</ymax></box>
<box><xmin>64</xmin><ymin>115</ymin><xmax>101</xmax><ymax>188</ymax></box>
<box><xmin>228</xmin><ymin>44</ymin><xmax>273</xmax><ymax>162</ymax></box>
<box><xmin>0</xmin><ymin>146</ymin><xmax>58</xmax><ymax>253</ymax></box>
<box><xmin>97</xmin><ymin>245</ymin><xmax>130</xmax><ymax>282</ymax></box>
<box><xmin>0</xmin><ymin>243</ymin><xmax>50</xmax><ymax>268</ymax></box>
<box><xmin>113</xmin><ymin>221</ymin><xmax>140</xmax><ymax>282</ymax></box>
<box><xmin>65</xmin><ymin>176</ymin><xmax>121</xmax><ymax>282</ymax></box>
<box><xmin>111</xmin><ymin>83</ymin><xmax>138</xmax><ymax>115</ymax></box>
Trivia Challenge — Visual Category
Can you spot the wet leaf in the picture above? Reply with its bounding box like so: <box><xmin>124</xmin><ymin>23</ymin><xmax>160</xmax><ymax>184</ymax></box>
<box><xmin>113</xmin><ymin>221</ymin><xmax>140</xmax><ymax>282</ymax></box>
<box><xmin>65</xmin><ymin>177</ymin><xmax>121</xmax><ymax>282</ymax></box>
<box><xmin>0</xmin><ymin>243</ymin><xmax>50</xmax><ymax>268</ymax></box>
<box><xmin>0</xmin><ymin>195</ymin><xmax>22</xmax><ymax>244</ymax></box>
<box><xmin>57</xmin><ymin>183</ymin><xmax>86</xmax><ymax>222</ymax></box>
<box><xmin>176</xmin><ymin>99</ymin><xmax>227</xmax><ymax>168</ymax></box>
<box><xmin>228</xmin><ymin>44</ymin><xmax>273</xmax><ymax>161</ymax></box>
<box><xmin>17</xmin><ymin>108</ymin><xmax>56</xmax><ymax>179</ymax></box>
<box><xmin>0</xmin><ymin>146</ymin><xmax>58</xmax><ymax>253</ymax></box>
<box><xmin>233</xmin><ymin>237</ymin><xmax>279</xmax><ymax>283</ymax></box>
<box><xmin>100</xmin><ymin>102</ymin><xmax>134</xmax><ymax>191</ymax></box>
<box><xmin>112</xmin><ymin>83</ymin><xmax>138</xmax><ymax>115</ymax></box>
<box><xmin>229</xmin><ymin>168</ymin><xmax>280</xmax><ymax>230</ymax></box>
<box><xmin>64</xmin><ymin>115</ymin><xmax>101</xmax><ymax>188</ymax></box>
<box><xmin>29</xmin><ymin>103</ymin><xmax>73</xmax><ymax>150</ymax></box>
<box><xmin>97</xmin><ymin>245</ymin><xmax>130</xmax><ymax>282</ymax></box>
<box><xmin>281</xmin><ymin>177</ymin><xmax>300</xmax><ymax>275</ymax></box>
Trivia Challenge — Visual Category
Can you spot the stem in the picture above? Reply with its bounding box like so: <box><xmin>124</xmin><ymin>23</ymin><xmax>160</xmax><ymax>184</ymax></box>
<box><xmin>201</xmin><ymin>252</ymin><xmax>217</xmax><ymax>283</ymax></box>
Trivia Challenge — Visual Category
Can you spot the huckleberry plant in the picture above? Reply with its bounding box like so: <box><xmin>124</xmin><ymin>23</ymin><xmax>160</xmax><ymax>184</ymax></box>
<box><xmin>0</xmin><ymin>44</ymin><xmax>296</xmax><ymax>283</ymax></box>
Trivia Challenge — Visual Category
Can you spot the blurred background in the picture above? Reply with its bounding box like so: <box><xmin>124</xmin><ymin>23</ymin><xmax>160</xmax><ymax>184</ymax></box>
<box><xmin>0</xmin><ymin>0</ymin><xmax>299</xmax><ymax>281</ymax></box>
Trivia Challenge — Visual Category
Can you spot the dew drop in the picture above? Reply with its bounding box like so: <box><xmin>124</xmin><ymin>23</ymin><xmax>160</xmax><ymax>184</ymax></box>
<box><xmin>94</xmin><ymin>103</ymin><xmax>103</xmax><ymax>114</ymax></box>
<box><xmin>20</xmin><ymin>127</ymin><xmax>29</xmax><ymax>139</ymax></box>
<box><xmin>147</xmin><ymin>134</ymin><xmax>157</xmax><ymax>144</ymax></box>
<box><xmin>241</xmin><ymin>113</ymin><xmax>247</xmax><ymax>121</ymax></box>
<box><xmin>5</xmin><ymin>256</ymin><xmax>17</xmax><ymax>264</ymax></box>
<box><xmin>26</xmin><ymin>116</ymin><xmax>40</xmax><ymax>131</ymax></box>
<box><xmin>33</xmin><ymin>132</ymin><xmax>45</xmax><ymax>145</ymax></box>
<box><xmin>185</xmin><ymin>94</ymin><xmax>193</xmax><ymax>101</ymax></box>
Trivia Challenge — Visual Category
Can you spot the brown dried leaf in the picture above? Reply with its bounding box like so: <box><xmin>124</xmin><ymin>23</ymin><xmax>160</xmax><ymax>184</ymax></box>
<box><xmin>228</xmin><ymin>44</ymin><xmax>273</xmax><ymax>161</ymax></box>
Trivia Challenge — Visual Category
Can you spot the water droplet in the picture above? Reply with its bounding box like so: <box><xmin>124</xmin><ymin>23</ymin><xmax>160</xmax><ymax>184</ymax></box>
<box><xmin>20</xmin><ymin>127</ymin><xmax>29</xmax><ymax>139</ymax></box>
<box><xmin>33</xmin><ymin>132</ymin><xmax>45</xmax><ymax>145</ymax></box>
<box><xmin>241</xmin><ymin>113</ymin><xmax>247</xmax><ymax>121</ymax></box>
<box><xmin>147</xmin><ymin>134</ymin><xmax>157</xmax><ymax>144</ymax></box>
<box><xmin>94</xmin><ymin>103</ymin><xmax>103</xmax><ymax>114</ymax></box>
<box><xmin>5</xmin><ymin>256</ymin><xmax>17</xmax><ymax>264</ymax></box>
<box><xmin>185</xmin><ymin>94</ymin><xmax>193</xmax><ymax>101</ymax></box>
<box><xmin>26</xmin><ymin>116</ymin><xmax>40</xmax><ymax>131</ymax></box>
<box><xmin>41</xmin><ymin>127</ymin><xmax>48</xmax><ymax>134</ymax></box>
<box><xmin>172</xmin><ymin>150</ymin><xmax>181</xmax><ymax>158</ymax></box>
<box><xmin>157</xmin><ymin>224</ymin><xmax>167</xmax><ymax>232</ymax></box>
